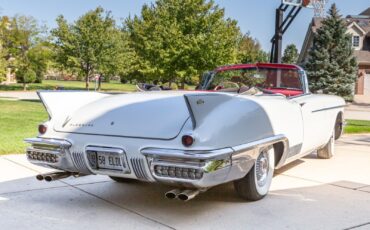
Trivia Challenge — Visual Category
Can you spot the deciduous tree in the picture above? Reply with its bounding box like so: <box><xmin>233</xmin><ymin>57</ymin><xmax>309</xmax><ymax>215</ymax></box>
<box><xmin>282</xmin><ymin>44</ymin><xmax>299</xmax><ymax>64</ymax></box>
<box><xmin>237</xmin><ymin>33</ymin><xmax>268</xmax><ymax>64</ymax></box>
<box><xmin>126</xmin><ymin>0</ymin><xmax>240</xmax><ymax>88</ymax></box>
<box><xmin>52</xmin><ymin>7</ymin><xmax>122</xmax><ymax>89</ymax></box>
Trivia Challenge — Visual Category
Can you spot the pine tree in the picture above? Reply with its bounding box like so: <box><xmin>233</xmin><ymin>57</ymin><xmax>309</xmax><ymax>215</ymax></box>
<box><xmin>282</xmin><ymin>44</ymin><xmax>299</xmax><ymax>64</ymax></box>
<box><xmin>305</xmin><ymin>4</ymin><xmax>357</xmax><ymax>99</ymax></box>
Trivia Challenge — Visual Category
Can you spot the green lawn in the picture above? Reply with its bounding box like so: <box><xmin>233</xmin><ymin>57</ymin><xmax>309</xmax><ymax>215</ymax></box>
<box><xmin>0</xmin><ymin>80</ymin><xmax>137</xmax><ymax>92</ymax></box>
<box><xmin>0</xmin><ymin>99</ymin><xmax>48</xmax><ymax>155</ymax></box>
<box><xmin>344</xmin><ymin>119</ymin><xmax>370</xmax><ymax>134</ymax></box>
<box><xmin>0</xmin><ymin>99</ymin><xmax>369</xmax><ymax>155</ymax></box>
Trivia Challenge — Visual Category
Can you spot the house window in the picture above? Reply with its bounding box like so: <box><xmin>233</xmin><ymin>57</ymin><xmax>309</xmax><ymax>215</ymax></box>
<box><xmin>352</xmin><ymin>36</ymin><xmax>360</xmax><ymax>47</ymax></box>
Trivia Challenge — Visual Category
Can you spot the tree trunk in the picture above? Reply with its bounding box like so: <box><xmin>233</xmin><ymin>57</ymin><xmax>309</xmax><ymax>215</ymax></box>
<box><xmin>85</xmin><ymin>71</ymin><xmax>89</xmax><ymax>90</ymax></box>
<box><xmin>180</xmin><ymin>81</ymin><xmax>185</xmax><ymax>90</ymax></box>
<box><xmin>97</xmin><ymin>75</ymin><xmax>102</xmax><ymax>91</ymax></box>
<box><xmin>23</xmin><ymin>83</ymin><xmax>27</xmax><ymax>91</ymax></box>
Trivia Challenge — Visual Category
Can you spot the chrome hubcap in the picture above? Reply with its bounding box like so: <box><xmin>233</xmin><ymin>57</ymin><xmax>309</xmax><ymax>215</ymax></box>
<box><xmin>256</xmin><ymin>150</ymin><xmax>269</xmax><ymax>187</ymax></box>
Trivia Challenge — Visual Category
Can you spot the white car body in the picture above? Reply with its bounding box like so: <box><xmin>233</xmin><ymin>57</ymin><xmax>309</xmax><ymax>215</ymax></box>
<box><xmin>25</xmin><ymin>64</ymin><xmax>345</xmax><ymax>201</ymax></box>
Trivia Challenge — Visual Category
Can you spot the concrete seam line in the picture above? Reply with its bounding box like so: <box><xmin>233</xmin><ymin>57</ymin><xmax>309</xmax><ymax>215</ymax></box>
<box><xmin>281</xmin><ymin>174</ymin><xmax>370</xmax><ymax>194</ymax></box>
<box><xmin>0</xmin><ymin>180</ymin><xmax>112</xmax><ymax>196</ymax></box>
<box><xmin>343</xmin><ymin>222</ymin><xmax>370</xmax><ymax>230</ymax></box>
<box><xmin>65</xmin><ymin>182</ymin><xmax>176</xmax><ymax>230</ymax></box>
<box><xmin>0</xmin><ymin>185</ymin><xmax>70</xmax><ymax>196</ymax></box>
<box><xmin>2</xmin><ymin>157</ymin><xmax>42</xmax><ymax>174</ymax></box>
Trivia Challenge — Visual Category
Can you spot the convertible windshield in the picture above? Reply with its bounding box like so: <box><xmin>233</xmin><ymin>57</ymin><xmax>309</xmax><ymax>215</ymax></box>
<box><xmin>202</xmin><ymin>67</ymin><xmax>304</xmax><ymax>96</ymax></box>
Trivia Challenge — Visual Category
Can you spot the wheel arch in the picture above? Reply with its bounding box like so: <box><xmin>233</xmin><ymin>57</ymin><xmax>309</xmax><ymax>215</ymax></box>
<box><xmin>273</xmin><ymin>141</ymin><xmax>285</xmax><ymax>167</ymax></box>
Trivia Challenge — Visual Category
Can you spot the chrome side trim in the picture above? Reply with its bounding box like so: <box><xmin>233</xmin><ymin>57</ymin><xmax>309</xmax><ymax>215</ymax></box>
<box><xmin>232</xmin><ymin>134</ymin><xmax>289</xmax><ymax>170</ymax></box>
<box><xmin>312</xmin><ymin>105</ymin><xmax>345</xmax><ymax>113</ymax></box>
<box><xmin>232</xmin><ymin>134</ymin><xmax>288</xmax><ymax>154</ymax></box>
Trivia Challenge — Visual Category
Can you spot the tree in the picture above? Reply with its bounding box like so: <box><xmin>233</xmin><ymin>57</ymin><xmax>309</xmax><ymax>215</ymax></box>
<box><xmin>16</xmin><ymin>67</ymin><xmax>36</xmax><ymax>90</ymax></box>
<box><xmin>282</xmin><ymin>44</ymin><xmax>299</xmax><ymax>64</ymax></box>
<box><xmin>52</xmin><ymin>7</ymin><xmax>121</xmax><ymax>89</ymax></box>
<box><xmin>305</xmin><ymin>4</ymin><xmax>357</xmax><ymax>99</ymax></box>
<box><xmin>0</xmin><ymin>17</ymin><xmax>9</xmax><ymax>83</ymax></box>
<box><xmin>126</xmin><ymin>0</ymin><xmax>240</xmax><ymax>88</ymax></box>
<box><xmin>0</xmin><ymin>15</ymin><xmax>48</xmax><ymax>84</ymax></box>
<box><xmin>237</xmin><ymin>33</ymin><xmax>268</xmax><ymax>63</ymax></box>
<box><xmin>27</xmin><ymin>41</ymin><xmax>53</xmax><ymax>83</ymax></box>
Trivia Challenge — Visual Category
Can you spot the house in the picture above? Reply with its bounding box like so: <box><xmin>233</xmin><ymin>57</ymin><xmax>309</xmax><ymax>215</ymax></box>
<box><xmin>298</xmin><ymin>7</ymin><xmax>370</xmax><ymax>98</ymax></box>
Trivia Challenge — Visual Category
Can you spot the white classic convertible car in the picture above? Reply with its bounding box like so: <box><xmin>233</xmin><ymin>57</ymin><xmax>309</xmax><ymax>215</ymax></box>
<box><xmin>25</xmin><ymin>63</ymin><xmax>345</xmax><ymax>201</ymax></box>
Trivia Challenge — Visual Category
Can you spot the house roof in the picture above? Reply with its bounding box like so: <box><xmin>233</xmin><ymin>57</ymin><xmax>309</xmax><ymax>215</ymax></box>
<box><xmin>298</xmin><ymin>8</ymin><xmax>370</xmax><ymax>64</ymax></box>
<box><xmin>360</xmin><ymin>7</ymin><xmax>370</xmax><ymax>16</ymax></box>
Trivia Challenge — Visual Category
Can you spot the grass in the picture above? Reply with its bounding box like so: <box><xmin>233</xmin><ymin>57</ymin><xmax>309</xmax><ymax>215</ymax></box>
<box><xmin>0</xmin><ymin>80</ymin><xmax>137</xmax><ymax>92</ymax></box>
<box><xmin>0</xmin><ymin>99</ymin><xmax>369</xmax><ymax>155</ymax></box>
<box><xmin>344</xmin><ymin>119</ymin><xmax>370</xmax><ymax>134</ymax></box>
<box><xmin>0</xmin><ymin>99</ymin><xmax>48</xmax><ymax>155</ymax></box>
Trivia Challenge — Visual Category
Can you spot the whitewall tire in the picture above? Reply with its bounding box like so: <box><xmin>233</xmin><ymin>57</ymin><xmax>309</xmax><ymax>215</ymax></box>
<box><xmin>234</xmin><ymin>147</ymin><xmax>275</xmax><ymax>201</ymax></box>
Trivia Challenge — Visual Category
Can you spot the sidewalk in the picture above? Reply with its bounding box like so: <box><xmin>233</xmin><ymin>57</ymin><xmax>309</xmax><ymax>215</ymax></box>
<box><xmin>0</xmin><ymin>134</ymin><xmax>369</xmax><ymax>230</ymax></box>
<box><xmin>345</xmin><ymin>104</ymin><xmax>370</xmax><ymax>121</ymax></box>
<box><xmin>0</xmin><ymin>91</ymin><xmax>39</xmax><ymax>100</ymax></box>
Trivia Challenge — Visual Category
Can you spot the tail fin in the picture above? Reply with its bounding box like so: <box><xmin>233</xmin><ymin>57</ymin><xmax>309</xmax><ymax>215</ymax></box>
<box><xmin>184</xmin><ymin>93</ymin><xmax>233</xmax><ymax>129</ymax></box>
<box><xmin>37</xmin><ymin>91</ymin><xmax>109</xmax><ymax>119</ymax></box>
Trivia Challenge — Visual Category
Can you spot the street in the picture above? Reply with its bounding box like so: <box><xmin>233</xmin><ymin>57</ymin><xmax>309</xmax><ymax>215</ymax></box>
<box><xmin>0</xmin><ymin>134</ymin><xmax>369</xmax><ymax>230</ymax></box>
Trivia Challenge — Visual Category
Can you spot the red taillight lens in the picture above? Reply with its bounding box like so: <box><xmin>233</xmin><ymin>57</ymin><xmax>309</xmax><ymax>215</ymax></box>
<box><xmin>38</xmin><ymin>124</ymin><xmax>47</xmax><ymax>134</ymax></box>
<box><xmin>182</xmin><ymin>135</ymin><xmax>194</xmax><ymax>147</ymax></box>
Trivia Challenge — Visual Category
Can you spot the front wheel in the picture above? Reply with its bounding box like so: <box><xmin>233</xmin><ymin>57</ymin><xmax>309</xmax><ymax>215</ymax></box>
<box><xmin>233</xmin><ymin>147</ymin><xmax>275</xmax><ymax>201</ymax></box>
<box><xmin>317</xmin><ymin>129</ymin><xmax>335</xmax><ymax>159</ymax></box>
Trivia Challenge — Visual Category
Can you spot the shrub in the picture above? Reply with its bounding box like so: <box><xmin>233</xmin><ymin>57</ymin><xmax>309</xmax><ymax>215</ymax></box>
<box><xmin>16</xmin><ymin>68</ymin><xmax>37</xmax><ymax>90</ymax></box>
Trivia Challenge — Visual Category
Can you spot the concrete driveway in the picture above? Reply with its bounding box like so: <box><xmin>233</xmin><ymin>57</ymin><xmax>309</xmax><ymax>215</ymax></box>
<box><xmin>0</xmin><ymin>134</ymin><xmax>370</xmax><ymax>230</ymax></box>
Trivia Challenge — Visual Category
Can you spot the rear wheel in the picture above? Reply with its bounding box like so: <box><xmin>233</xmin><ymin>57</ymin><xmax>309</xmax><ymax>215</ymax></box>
<box><xmin>234</xmin><ymin>147</ymin><xmax>275</xmax><ymax>201</ymax></box>
<box><xmin>109</xmin><ymin>176</ymin><xmax>136</xmax><ymax>183</ymax></box>
<box><xmin>334</xmin><ymin>113</ymin><xmax>343</xmax><ymax>140</ymax></box>
<box><xmin>317</xmin><ymin>129</ymin><xmax>335</xmax><ymax>159</ymax></box>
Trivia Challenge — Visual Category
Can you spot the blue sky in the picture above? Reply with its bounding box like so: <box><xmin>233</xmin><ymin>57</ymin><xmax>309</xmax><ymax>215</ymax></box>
<box><xmin>0</xmin><ymin>0</ymin><xmax>368</xmax><ymax>52</ymax></box>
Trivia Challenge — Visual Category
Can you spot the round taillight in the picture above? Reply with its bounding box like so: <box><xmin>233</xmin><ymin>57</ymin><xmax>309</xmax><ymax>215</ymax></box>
<box><xmin>182</xmin><ymin>135</ymin><xmax>194</xmax><ymax>147</ymax></box>
<box><xmin>38</xmin><ymin>124</ymin><xmax>47</xmax><ymax>134</ymax></box>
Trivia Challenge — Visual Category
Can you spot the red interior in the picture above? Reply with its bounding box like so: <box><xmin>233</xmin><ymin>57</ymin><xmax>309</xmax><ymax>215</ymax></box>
<box><xmin>266</xmin><ymin>88</ymin><xmax>303</xmax><ymax>97</ymax></box>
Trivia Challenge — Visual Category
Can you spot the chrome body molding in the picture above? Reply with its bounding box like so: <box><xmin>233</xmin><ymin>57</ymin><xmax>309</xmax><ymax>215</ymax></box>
<box><xmin>24</xmin><ymin>137</ymin><xmax>72</xmax><ymax>148</ymax></box>
<box><xmin>232</xmin><ymin>134</ymin><xmax>289</xmax><ymax>169</ymax></box>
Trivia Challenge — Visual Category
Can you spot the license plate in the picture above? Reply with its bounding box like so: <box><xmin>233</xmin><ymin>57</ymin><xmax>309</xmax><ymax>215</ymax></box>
<box><xmin>87</xmin><ymin>148</ymin><xmax>128</xmax><ymax>172</ymax></box>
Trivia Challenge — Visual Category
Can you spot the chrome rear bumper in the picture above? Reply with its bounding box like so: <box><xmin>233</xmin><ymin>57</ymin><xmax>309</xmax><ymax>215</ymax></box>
<box><xmin>142</xmin><ymin>135</ymin><xmax>288</xmax><ymax>188</ymax></box>
<box><xmin>25</xmin><ymin>135</ymin><xmax>288</xmax><ymax>188</ymax></box>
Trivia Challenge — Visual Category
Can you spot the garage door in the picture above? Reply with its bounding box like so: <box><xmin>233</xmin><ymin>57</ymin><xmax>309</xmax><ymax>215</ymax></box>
<box><xmin>365</xmin><ymin>74</ymin><xmax>370</xmax><ymax>96</ymax></box>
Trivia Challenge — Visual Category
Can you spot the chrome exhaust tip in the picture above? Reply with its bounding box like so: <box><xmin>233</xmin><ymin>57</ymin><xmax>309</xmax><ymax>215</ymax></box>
<box><xmin>36</xmin><ymin>174</ymin><xmax>44</xmax><ymax>181</ymax></box>
<box><xmin>43</xmin><ymin>172</ymin><xmax>72</xmax><ymax>182</ymax></box>
<box><xmin>165</xmin><ymin>189</ymin><xmax>182</xmax><ymax>199</ymax></box>
<box><xmin>177</xmin><ymin>190</ymin><xmax>200</xmax><ymax>201</ymax></box>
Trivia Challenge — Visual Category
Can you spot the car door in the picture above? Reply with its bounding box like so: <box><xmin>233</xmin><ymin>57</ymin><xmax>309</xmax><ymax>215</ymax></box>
<box><xmin>291</xmin><ymin>94</ymin><xmax>330</xmax><ymax>154</ymax></box>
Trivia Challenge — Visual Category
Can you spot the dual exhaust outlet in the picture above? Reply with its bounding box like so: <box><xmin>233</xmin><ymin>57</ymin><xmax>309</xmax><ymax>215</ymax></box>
<box><xmin>165</xmin><ymin>188</ymin><xmax>202</xmax><ymax>201</ymax></box>
<box><xmin>37</xmin><ymin>172</ymin><xmax>202</xmax><ymax>201</ymax></box>
<box><xmin>36</xmin><ymin>171</ymin><xmax>80</xmax><ymax>182</ymax></box>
